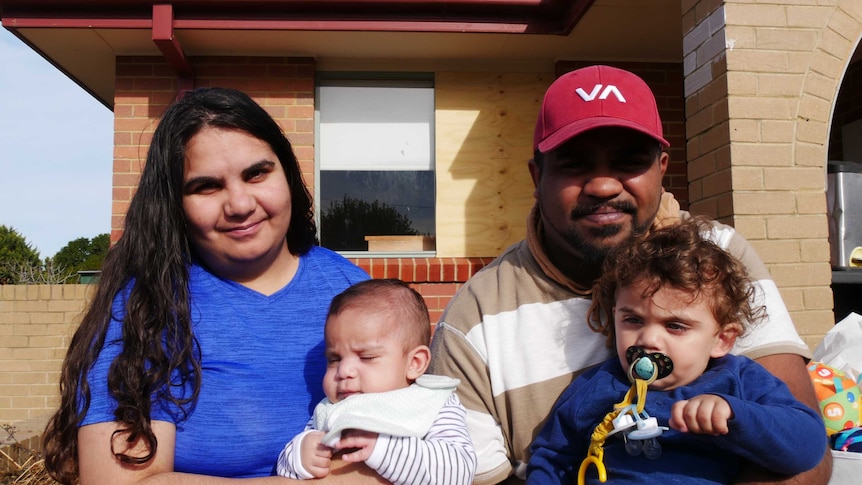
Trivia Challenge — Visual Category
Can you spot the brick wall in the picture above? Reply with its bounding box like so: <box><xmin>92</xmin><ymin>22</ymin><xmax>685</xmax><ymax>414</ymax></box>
<box><xmin>0</xmin><ymin>285</ymin><xmax>90</xmax><ymax>423</ymax></box>
<box><xmin>0</xmin><ymin>260</ymin><xmax>488</xmax><ymax>424</ymax></box>
<box><xmin>681</xmin><ymin>0</ymin><xmax>862</xmax><ymax>348</ymax></box>
<box><xmin>349</xmin><ymin>257</ymin><xmax>491</xmax><ymax>323</ymax></box>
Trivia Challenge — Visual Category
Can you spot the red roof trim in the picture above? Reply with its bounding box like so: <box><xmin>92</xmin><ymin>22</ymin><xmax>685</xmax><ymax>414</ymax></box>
<box><xmin>0</xmin><ymin>0</ymin><xmax>594</xmax><ymax>35</ymax></box>
<box><xmin>152</xmin><ymin>3</ymin><xmax>194</xmax><ymax>94</ymax></box>
<box><xmin>2</xmin><ymin>17</ymin><xmax>151</xmax><ymax>28</ymax></box>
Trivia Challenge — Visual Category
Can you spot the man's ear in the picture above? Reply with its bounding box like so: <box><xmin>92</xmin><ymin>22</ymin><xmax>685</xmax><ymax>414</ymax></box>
<box><xmin>658</xmin><ymin>151</ymin><xmax>669</xmax><ymax>177</ymax></box>
<box><xmin>528</xmin><ymin>158</ymin><xmax>541</xmax><ymax>195</ymax></box>
<box><xmin>406</xmin><ymin>345</ymin><xmax>431</xmax><ymax>380</ymax></box>
<box><xmin>710</xmin><ymin>324</ymin><xmax>740</xmax><ymax>359</ymax></box>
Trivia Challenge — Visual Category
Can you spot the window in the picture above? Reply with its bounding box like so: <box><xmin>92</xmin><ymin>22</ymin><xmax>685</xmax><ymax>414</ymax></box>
<box><xmin>317</xmin><ymin>76</ymin><xmax>435</xmax><ymax>253</ymax></box>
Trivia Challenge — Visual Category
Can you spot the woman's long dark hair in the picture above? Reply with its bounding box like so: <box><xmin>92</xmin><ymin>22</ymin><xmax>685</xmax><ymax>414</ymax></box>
<box><xmin>43</xmin><ymin>87</ymin><xmax>318</xmax><ymax>484</ymax></box>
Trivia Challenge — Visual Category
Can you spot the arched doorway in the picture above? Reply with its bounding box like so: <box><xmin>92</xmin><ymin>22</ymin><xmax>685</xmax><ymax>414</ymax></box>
<box><xmin>826</xmin><ymin>35</ymin><xmax>862</xmax><ymax>322</ymax></box>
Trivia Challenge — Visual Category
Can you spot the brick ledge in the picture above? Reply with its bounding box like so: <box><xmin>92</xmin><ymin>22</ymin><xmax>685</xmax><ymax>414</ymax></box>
<box><xmin>347</xmin><ymin>257</ymin><xmax>492</xmax><ymax>283</ymax></box>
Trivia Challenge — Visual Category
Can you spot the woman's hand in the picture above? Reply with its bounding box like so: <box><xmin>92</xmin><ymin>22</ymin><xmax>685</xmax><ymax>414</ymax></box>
<box><xmin>77</xmin><ymin>421</ymin><xmax>390</xmax><ymax>484</ymax></box>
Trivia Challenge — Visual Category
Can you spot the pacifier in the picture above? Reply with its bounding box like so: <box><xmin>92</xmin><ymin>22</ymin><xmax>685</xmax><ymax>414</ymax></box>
<box><xmin>607</xmin><ymin>346</ymin><xmax>674</xmax><ymax>459</ymax></box>
<box><xmin>625</xmin><ymin>346</ymin><xmax>673</xmax><ymax>384</ymax></box>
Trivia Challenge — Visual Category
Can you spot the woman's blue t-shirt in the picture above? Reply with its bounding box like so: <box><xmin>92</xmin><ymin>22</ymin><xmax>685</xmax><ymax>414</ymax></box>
<box><xmin>81</xmin><ymin>246</ymin><xmax>369</xmax><ymax>477</ymax></box>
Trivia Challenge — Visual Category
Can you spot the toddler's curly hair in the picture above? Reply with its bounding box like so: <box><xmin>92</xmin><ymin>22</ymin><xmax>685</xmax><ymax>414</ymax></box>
<box><xmin>588</xmin><ymin>216</ymin><xmax>767</xmax><ymax>346</ymax></box>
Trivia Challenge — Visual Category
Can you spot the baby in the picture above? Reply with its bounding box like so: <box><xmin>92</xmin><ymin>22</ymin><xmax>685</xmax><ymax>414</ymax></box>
<box><xmin>277</xmin><ymin>278</ymin><xmax>476</xmax><ymax>484</ymax></box>
<box><xmin>528</xmin><ymin>218</ymin><xmax>827</xmax><ymax>484</ymax></box>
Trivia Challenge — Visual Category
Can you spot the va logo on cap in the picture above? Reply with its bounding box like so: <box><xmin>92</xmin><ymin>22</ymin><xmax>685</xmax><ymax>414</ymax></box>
<box><xmin>575</xmin><ymin>84</ymin><xmax>626</xmax><ymax>103</ymax></box>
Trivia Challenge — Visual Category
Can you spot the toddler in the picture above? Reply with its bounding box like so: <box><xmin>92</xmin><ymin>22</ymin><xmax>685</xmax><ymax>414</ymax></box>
<box><xmin>528</xmin><ymin>218</ymin><xmax>827</xmax><ymax>484</ymax></box>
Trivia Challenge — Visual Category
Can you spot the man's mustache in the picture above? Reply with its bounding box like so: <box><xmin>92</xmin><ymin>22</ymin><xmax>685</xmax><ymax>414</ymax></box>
<box><xmin>570</xmin><ymin>202</ymin><xmax>636</xmax><ymax>219</ymax></box>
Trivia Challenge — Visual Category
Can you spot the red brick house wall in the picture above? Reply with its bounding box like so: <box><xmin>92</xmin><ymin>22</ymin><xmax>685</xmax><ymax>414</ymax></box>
<box><xmin>111</xmin><ymin>57</ymin><xmax>686</xmax><ymax>323</ymax></box>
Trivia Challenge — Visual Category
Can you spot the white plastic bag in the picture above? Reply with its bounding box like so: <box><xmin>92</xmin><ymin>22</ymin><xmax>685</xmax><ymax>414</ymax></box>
<box><xmin>814</xmin><ymin>312</ymin><xmax>862</xmax><ymax>382</ymax></box>
<box><xmin>816</xmin><ymin>312</ymin><xmax>862</xmax><ymax>484</ymax></box>
<box><xmin>829</xmin><ymin>449</ymin><xmax>862</xmax><ymax>484</ymax></box>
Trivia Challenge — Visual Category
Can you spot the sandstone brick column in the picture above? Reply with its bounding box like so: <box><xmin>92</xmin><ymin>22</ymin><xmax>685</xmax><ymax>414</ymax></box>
<box><xmin>682</xmin><ymin>0</ymin><xmax>862</xmax><ymax>347</ymax></box>
<box><xmin>0</xmin><ymin>284</ymin><xmax>90</xmax><ymax>423</ymax></box>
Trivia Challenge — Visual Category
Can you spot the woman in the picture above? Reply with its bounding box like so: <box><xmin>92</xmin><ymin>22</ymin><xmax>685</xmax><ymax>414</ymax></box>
<box><xmin>43</xmin><ymin>88</ymin><xmax>374</xmax><ymax>483</ymax></box>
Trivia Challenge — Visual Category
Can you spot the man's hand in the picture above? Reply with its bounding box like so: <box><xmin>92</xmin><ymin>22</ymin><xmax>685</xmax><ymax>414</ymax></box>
<box><xmin>301</xmin><ymin>430</ymin><xmax>333</xmax><ymax>478</ymax></box>
<box><xmin>669</xmin><ymin>395</ymin><xmax>732</xmax><ymax>435</ymax></box>
<box><xmin>737</xmin><ymin>353</ymin><xmax>832</xmax><ymax>485</ymax></box>
<box><xmin>334</xmin><ymin>429</ymin><xmax>380</xmax><ymax>463</ymax></box>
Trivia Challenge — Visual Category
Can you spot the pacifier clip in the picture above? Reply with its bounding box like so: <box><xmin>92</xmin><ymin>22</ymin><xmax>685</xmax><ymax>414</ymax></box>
<box><xmin>577</xmin><ymin>346</ymin><xmax>674</xmax><ymax>484</ymax></box>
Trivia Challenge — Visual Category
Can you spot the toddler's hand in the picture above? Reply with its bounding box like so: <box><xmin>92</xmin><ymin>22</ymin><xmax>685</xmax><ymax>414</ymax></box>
<box><xmin>334</xmin><ymin>429</ymin><xmax>380</xmax><ymax>463</ymax></box>
<box><xmin>301</xmin><ymin>431</ymin><xmax>333</xmax><ymax>478</ymax></box>
<box><xmin>669</xmin><ymin>394</ymin><xmax>733</xmax><ymax>435</ymax></box>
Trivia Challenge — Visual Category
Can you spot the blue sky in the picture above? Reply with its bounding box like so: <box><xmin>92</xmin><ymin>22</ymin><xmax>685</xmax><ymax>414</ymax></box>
<box><xmin>0</xmin><ymin>28</ymin><xmax>113</xmax><ymax>259</ymax></box>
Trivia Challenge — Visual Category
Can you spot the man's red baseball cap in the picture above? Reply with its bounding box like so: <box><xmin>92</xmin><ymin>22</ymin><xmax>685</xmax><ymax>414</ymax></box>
<box><xmin>533</xmin><ymin>65</ymin><xmax>670</xmax><ymax>153</ymax></box>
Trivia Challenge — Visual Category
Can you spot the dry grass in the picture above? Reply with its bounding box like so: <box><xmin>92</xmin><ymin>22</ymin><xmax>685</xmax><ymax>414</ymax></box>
<box><xmin>0</xmin><ymin>454</ymin><xmax>54</xmax><ymax>485</ymax></box>
<box><xmin>1</xmin><ymin>425</ymin><xmax>58</xmax><ymax>485</ymax></box>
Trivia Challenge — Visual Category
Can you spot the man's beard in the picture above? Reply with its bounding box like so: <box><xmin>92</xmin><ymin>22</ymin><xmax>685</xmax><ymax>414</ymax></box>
<box><xmin>568</xmin><ymin>224</ymin><xmax>624</xmax><ymax>265</ymax></box>
<box><xmin>567</xmin><ymin>202</ymin><xmax>652</xmax><ymax>265</ymax></box>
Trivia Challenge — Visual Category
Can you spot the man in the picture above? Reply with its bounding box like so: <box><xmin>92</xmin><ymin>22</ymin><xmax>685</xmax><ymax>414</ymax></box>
<box><xmin>427</xmin><ymin>65</ymin><xmax>831</xmax><ymax>484</ymax></box>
